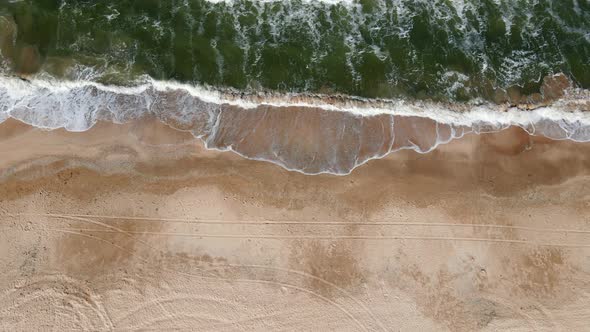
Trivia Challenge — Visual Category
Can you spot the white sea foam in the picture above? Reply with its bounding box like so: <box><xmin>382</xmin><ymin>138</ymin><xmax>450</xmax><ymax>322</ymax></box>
<box><xmin>1</xmin><ymin>75</ymin><xmax>589</xmax><ymax>174</ymax></box>
<box><xmin>1</xmin><ymin>75</ymin><xmax>589</xmax><ymax>132</ymax></box>
<box><xmin>205</xmin><ymin>0</ymin><xmax>355</xmax><ymax>4</ymax></box>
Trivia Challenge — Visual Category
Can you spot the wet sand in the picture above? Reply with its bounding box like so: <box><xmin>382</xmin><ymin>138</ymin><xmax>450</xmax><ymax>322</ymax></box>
<box><xmin>1</xmin><ymin>117</ymin><xmax>590</xmax><ymax>331</ymax></box>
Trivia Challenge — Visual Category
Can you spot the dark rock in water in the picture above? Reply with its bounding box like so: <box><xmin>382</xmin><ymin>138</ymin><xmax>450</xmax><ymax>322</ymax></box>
<box><xmin>524</xmin><ymin>93</ymin><xmax>543</xmax><ymax>105</ymax></box>
<box><xmin>506</xmin><ymin>86</ymin><xmax>522</xmax><ymax>105</ymax></box>
<box><xmin>541</xmin><ymin>73</ymin><xmax>572</xmax><ymax>102</ymax></box>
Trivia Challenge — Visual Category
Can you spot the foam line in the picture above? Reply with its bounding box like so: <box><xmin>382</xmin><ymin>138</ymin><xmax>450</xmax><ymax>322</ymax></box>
<box><xmin>1</xmin><ymin>76</ymin><xmax>589</xmax><ymax>174</ymax></box>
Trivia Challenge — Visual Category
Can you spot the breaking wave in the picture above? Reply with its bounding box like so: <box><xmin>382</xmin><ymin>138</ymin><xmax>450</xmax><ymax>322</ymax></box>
<box><xmin>1</xmin><ymin>0</ymin><xmax>589</xmax><ymax>101</ymax></box>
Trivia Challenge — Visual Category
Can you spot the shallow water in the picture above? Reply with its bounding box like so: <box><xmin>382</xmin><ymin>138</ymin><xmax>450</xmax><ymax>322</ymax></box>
<box><xmin>0</xmin><ymin>76</ymin><xmax>589</xmax><ymax>174</ymax></box>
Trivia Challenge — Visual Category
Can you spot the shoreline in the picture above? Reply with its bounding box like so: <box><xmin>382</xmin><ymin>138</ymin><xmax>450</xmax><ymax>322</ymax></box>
<box><xmin>3</xmin><ymin>116</ymin><xmax>590</xmax><ymax>193</ymax></box>
<box><xmin>2</xmin><ymin>75</ymin><xmax>590</xmax><ymax>175</ymax></box>
<box><xmin>1</xmin><ymin>117</ymin><xmax>590</xmax><ymax>330</ymax></box>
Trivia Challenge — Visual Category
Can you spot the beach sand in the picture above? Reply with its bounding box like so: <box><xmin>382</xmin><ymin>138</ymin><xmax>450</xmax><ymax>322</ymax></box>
<box><xmin>1</xmin><ymin>117</ymin><xmax>589</xmax><ymax>331</ymax></box>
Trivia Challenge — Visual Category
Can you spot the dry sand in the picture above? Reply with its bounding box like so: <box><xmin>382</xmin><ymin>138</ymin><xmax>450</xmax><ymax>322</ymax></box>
<box><xmin>1</xmin><ymin>117</ymin><xmax>590</xmax><ymax>331</ymax></box>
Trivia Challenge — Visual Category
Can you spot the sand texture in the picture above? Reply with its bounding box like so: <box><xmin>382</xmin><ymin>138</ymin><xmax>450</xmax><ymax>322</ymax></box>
<box><xmin>1</xmin><ymin>118</ymin><xmax>590</xmax><ymax>331</ymax></box>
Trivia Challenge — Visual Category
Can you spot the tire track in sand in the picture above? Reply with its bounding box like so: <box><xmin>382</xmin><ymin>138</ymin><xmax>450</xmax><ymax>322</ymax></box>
<box><xmin>15</xmin><ymin>212</ymin><xmax>590</xmax><ymax>235</ymax></box>
<box><xmin>8</xmin><ymin>221</ymin><xmax>373</xmax><ymax>331</ymax></box>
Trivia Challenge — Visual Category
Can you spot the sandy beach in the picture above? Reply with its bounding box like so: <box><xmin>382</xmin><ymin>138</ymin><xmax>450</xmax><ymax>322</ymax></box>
<box><xmin>1</xmin><ymin>0</ymin><xmax>589</xmax><ymax>329</ymax></box>
<box><xmin>1</xmin><ymin>117</ymin><xmax>589</xmax><ymax>331</ymax></box>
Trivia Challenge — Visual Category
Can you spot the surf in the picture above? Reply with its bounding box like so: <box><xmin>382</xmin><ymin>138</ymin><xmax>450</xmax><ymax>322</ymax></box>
<box><xmin>1</xmin><ymin>75</ymin><xmax>589</xmax><ymax>174</ymax></box>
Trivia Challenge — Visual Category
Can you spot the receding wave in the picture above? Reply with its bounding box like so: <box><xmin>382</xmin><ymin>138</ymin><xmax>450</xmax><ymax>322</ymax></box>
<box><xmin>1</xmin><ymin>76</ymin><xmax>589</xmax><ymax>174</ymax></box>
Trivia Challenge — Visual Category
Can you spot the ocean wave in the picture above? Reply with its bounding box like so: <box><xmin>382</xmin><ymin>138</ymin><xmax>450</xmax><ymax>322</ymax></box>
<box><xmin>1</xmin><ymin>75</ymin><xmax>590</xmax><ymax>174</ymax></box>
<box><xmin>205</xmin><ymin>0</ymin><xmax>354</xmax><ymax>3</ymax></box>
<box><xmin>1</xmin><ymin>0</ymin><xmax>588</xmax><ymax>101</ymax></box>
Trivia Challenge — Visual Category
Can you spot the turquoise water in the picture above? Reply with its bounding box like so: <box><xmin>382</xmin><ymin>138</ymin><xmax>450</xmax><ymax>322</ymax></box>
<box><xmin>1</xmin><ymin>0</ymin><xmax>588</xmax><ymax>101</ymax></box>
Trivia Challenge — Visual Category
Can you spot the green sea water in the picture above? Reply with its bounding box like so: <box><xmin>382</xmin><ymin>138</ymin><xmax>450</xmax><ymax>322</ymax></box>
<box><xmin>0</xmin><ymin>0</ymin><xmax>589</xmax><ymax>101</ymax></box>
